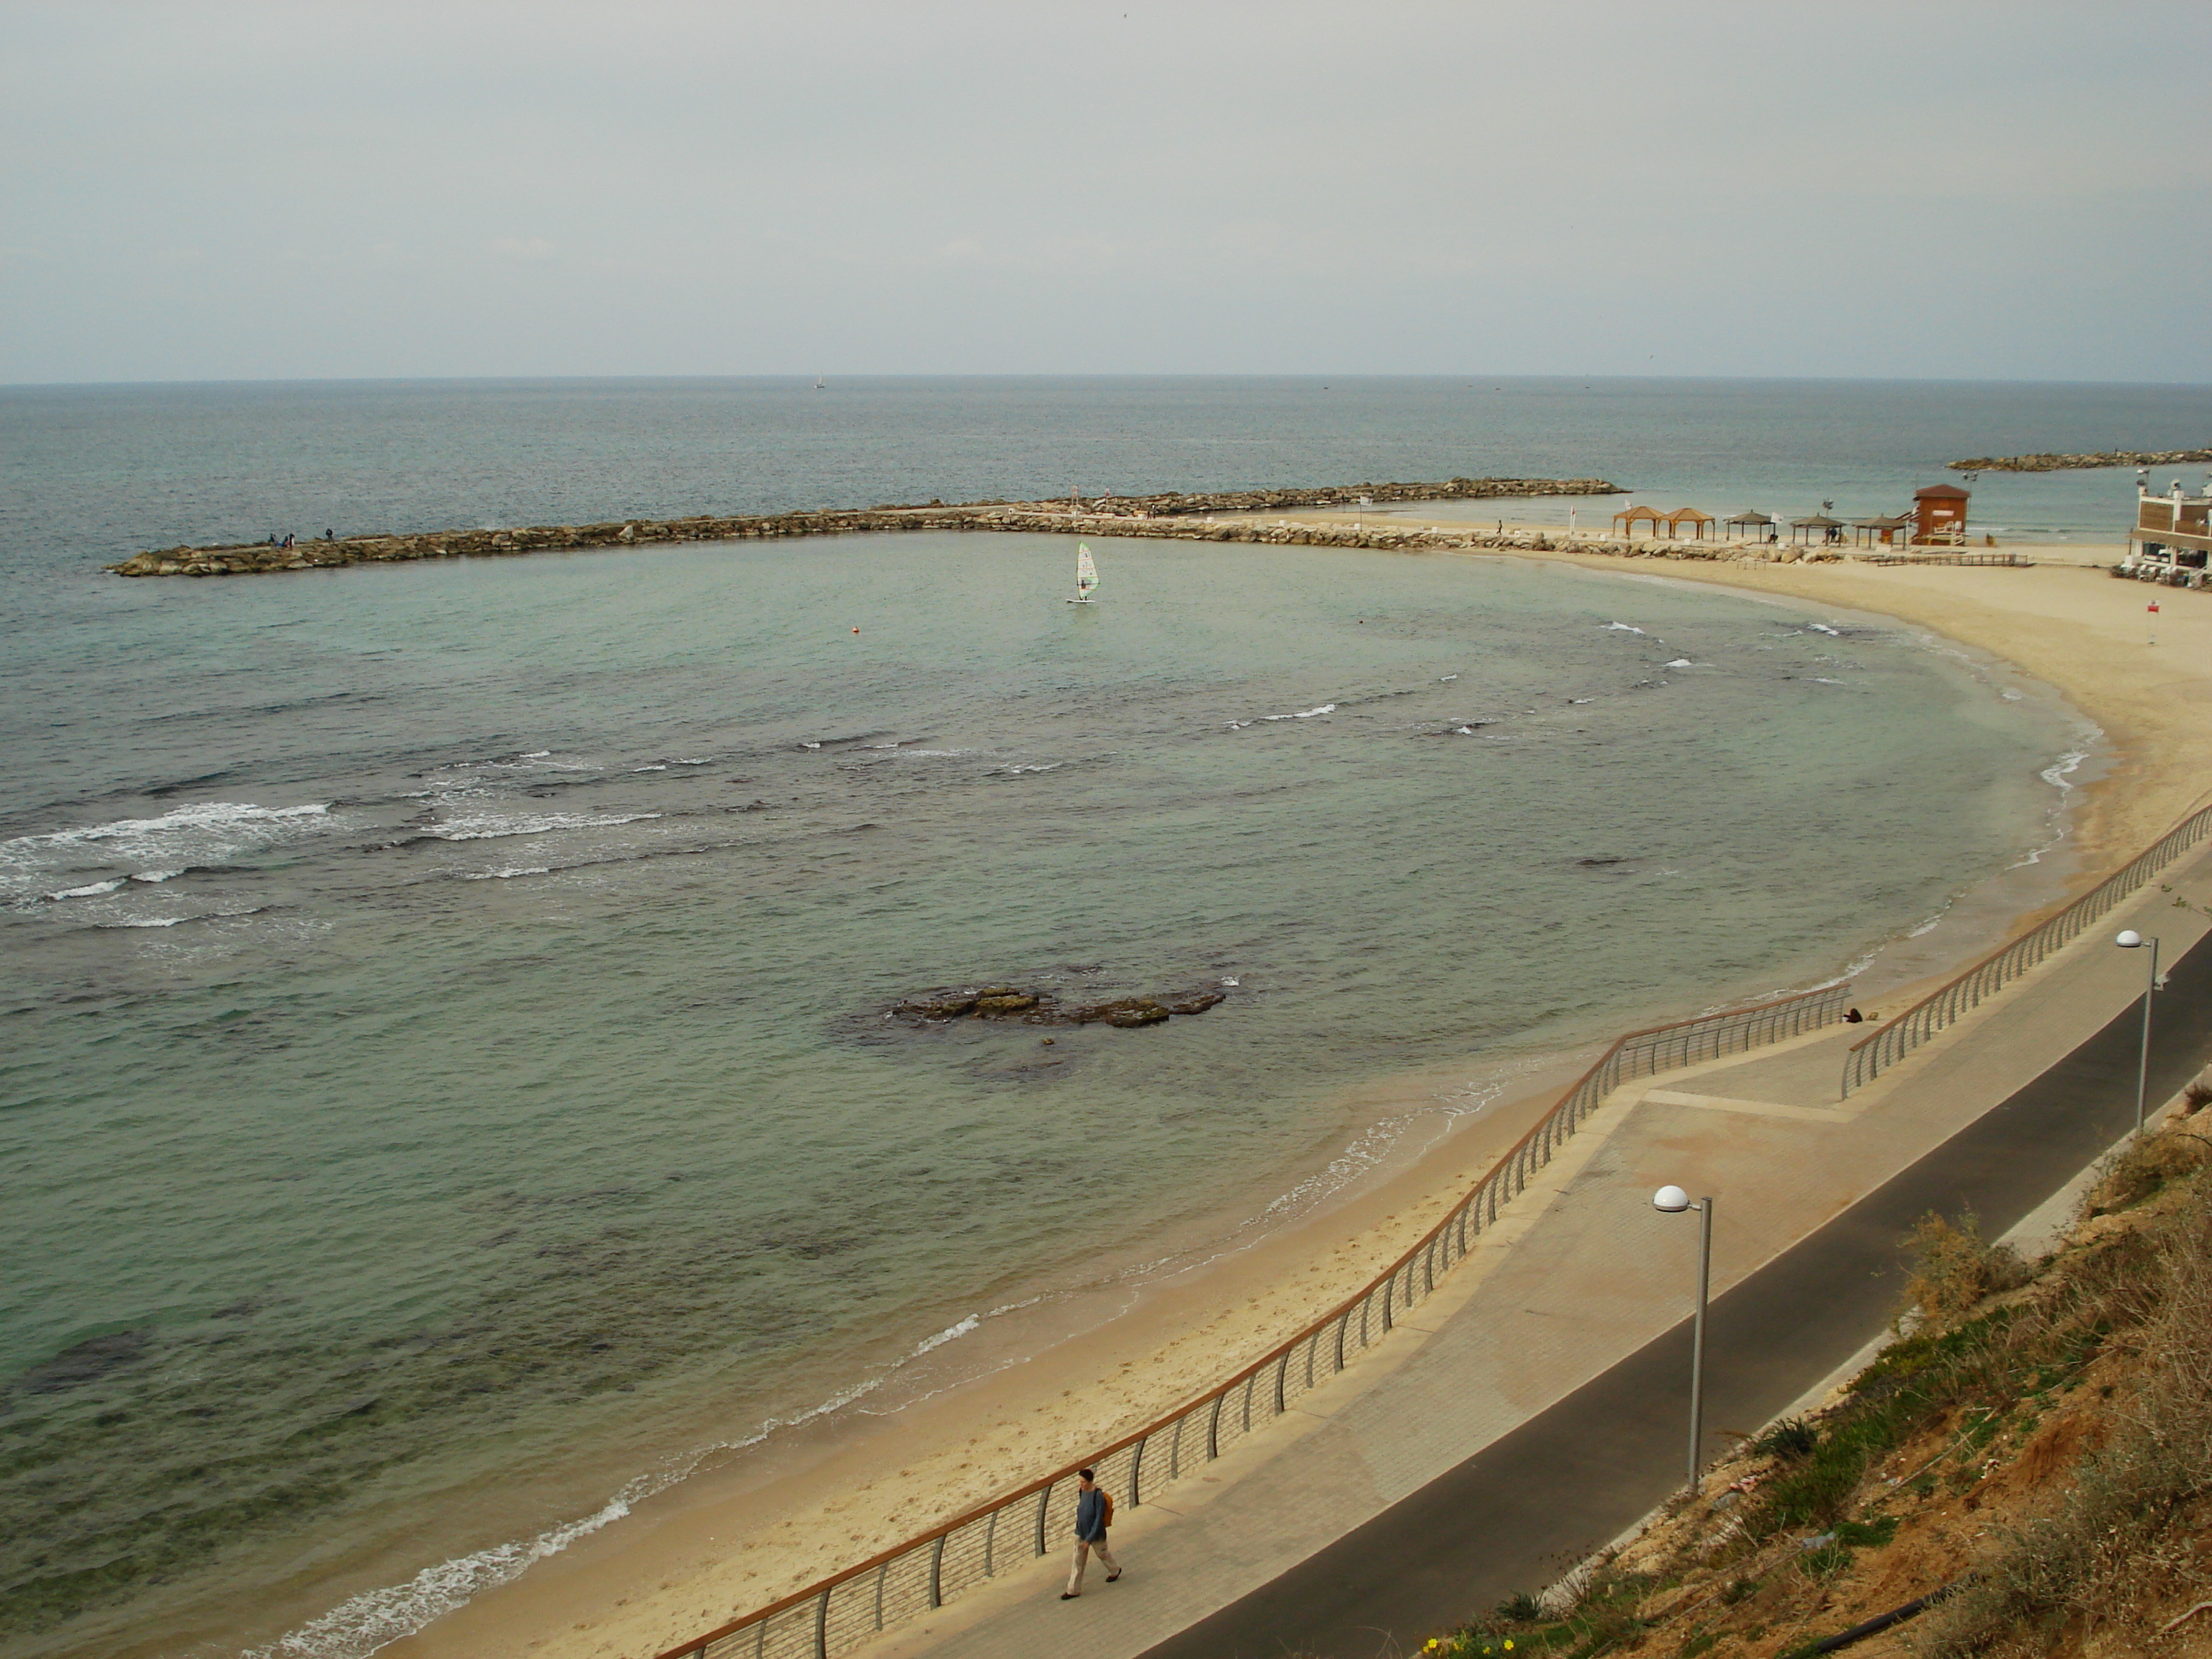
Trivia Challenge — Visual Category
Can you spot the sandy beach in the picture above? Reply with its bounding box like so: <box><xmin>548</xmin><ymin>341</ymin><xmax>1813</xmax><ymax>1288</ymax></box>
<box><xmin>384</xmin><ymin>531</ymin><xmax>2212</xmax><ymax>1659</ymax></box>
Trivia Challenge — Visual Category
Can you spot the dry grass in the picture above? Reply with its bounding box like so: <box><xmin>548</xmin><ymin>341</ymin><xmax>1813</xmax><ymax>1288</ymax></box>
<box><xmin>1917</xmin><ymin>1168</ymin><xmax>2212</xmax><ymax>1656</ymax></box>
<box><xmin>1899</xmin><ymin>1210</ymin><xmax>2030</xmax><ymax>1329</ymax></box>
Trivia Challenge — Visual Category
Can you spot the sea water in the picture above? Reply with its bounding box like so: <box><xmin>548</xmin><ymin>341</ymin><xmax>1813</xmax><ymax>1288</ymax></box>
<box><xmin>0</xmin><ymin>376</ymin><xmax>2175</xmax><ymax>1658</ymax></box>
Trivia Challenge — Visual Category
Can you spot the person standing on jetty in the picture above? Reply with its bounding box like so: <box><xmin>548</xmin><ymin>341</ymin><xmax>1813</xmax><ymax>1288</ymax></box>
<box><xmin>1059</xmin><ymin>1468</ymin><xmax>1121</xmax><ymax>1599</ymax></box>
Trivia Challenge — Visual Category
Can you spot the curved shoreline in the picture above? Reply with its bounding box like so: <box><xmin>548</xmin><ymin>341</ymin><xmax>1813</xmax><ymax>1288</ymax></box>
<box><xmin>367</xmin><ymin>534</ymin><xmax>2150</xmax><ymax>1659</ymax></box>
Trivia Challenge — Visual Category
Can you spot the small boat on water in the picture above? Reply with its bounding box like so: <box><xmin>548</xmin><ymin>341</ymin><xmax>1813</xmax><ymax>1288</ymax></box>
<box><xmin>1068</xmin><ymin>544</ymin><xmax>1099</xmax><ymax>604</ymax></box>
<box><xmin>813</xmin><ymin>376</ymin><xmax>826</xmax><ymax>390</ymax></box>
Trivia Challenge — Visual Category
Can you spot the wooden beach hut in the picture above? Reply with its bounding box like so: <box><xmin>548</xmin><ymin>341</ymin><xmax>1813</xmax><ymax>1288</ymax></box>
<box><xmin>1723</xmin><ymin>511</ymin><xmax>1776</xmax><ymax>541</ymax></box>
<box><xmin>1912</xmin><ymin>483</ymin><xmax>1970</xmax><ymax>546</ymax></box>
<box><xmin>1665</xmin><ymin>507</ymin><xmax>1714</xmax><ymax>541</ymax></box>
<box><xmin>1614</xmin><ymin>504</ymin><xmax>1668</xmax><ymax>539</ymax></box>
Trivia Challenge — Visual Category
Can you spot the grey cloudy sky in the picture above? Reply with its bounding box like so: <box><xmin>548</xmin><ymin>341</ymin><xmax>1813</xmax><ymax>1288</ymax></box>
<box><xmin>4</xmin><ymin>1</ymin><xmax>2208</xmax><ymax>385</ymax></box>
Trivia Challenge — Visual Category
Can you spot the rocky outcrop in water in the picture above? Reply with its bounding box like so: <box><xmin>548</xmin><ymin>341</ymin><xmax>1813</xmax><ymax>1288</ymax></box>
<box><xmin>890</xmin><ymin>984</ymin><xmax>1226</xmax><ymax>1028</ymax></box>
<box><xmin>104</xmin><ymin>477</ymin><xmax>1622</xmax><ymax>578</ymax></box>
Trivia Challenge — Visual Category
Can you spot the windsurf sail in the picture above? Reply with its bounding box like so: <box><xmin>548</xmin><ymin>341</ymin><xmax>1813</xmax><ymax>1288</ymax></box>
<box><xmin>1076</xmin><ymin>544</ymin><xmax>1099</xmax><ymax>601</ymax></box>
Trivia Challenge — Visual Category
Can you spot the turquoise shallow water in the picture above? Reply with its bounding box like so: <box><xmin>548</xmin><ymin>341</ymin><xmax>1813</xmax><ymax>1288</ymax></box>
<box><xmin>0</xmin><ymin>377</ymin><xmax>2150</xmax><ymax>1657</ymax></box>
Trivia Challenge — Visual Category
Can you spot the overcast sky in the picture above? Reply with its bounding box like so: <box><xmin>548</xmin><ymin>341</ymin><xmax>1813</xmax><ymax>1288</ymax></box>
<box><xmin>4</xmin><ymin>1</ymin><xmax>2208</xmax><ymax>385</ymax></box>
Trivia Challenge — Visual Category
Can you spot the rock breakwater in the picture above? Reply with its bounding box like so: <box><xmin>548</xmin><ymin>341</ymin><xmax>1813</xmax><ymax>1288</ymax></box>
<box><xmin>104</xmin><ymin>476</ymin><xmax>1620</xmax><ymax>578</ymax></box>
<box><xmin>1948</xmin><ymin>447</ymin><xmax>2212</xmax><ymax>473</ymax></box>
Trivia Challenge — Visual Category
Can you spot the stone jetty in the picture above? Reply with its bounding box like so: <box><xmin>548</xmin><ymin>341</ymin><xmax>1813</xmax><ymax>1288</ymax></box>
<box><xmin>1948</xmin><ymin>447</ymin><xmax>2212</xmax><ymax>473</ymax></box>
<box><xmin>104</xmin><ymin>476</ymin><xmax>1620</xmax><ymax>578</ymax></box>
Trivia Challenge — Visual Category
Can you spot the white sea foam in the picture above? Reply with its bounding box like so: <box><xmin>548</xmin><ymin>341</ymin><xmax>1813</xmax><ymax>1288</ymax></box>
<box><xmin>1569</xmin><ymin>697</ymin><xmax>1594</xmax><ymax>704</ymax></box>
<box><xmin>997</xmin><ymin>763</ymin><xmax>1063</xmax><ymax>775</ymax></box>
<box><xmin>1259</xmin><ymin>703</ymin><xmax>1335</xmax><ymax>721</ymax></box>
<box><xmin>4</xmin><ymin>801</ymin><xmax>328</xmax><ymax>856</ymax></box>
<box><xmin>248</xmin><ymin>1308</ymin><xmax>996</xmax><ymax>1659</ymax></box>
<box><xmin>243</xmin><ymin>1491</ymin><xmax>639</xmax><ymax>1659</ymax></box>
<box><xmin>1602</xmin><ymin>621</ymin><xmax>1647</xmax><ymax>634</ymax></box>
<box><xmin>1807</xmin><ymin>623</ymin><xmax>1843</xmax><ymax>636</ymax></box>
<box><xmin>2040</xmin><ymin>749</ymin><xmax>2087</xmax><ymax>791</ymax></box>
<box><xmin>800</xmin><ymin>741</ymin><xmax>822</xmax><ymax>750</ymax></box>
<box><xmin>48</xmin><ymin>880</ymin><xmax>124</xmax><ymax>900</ymax></box>
<box><xmin>462</xmin><ymin>867</ymin><xmax>552</xmax><ymax>881</ymax></box>
<box><xmin>913</xmin><ymin>1313</ymin><xmax>981</xmax><ymax>1355</ymax></box>
<box><xmin>1439</xmin><ymin>674</ymin><xmax>1458</xmax><ymax>682</ymax></box>
<box><xmin>1810</xmin><ymin>676</ymin><xmax>1846</xmax><ymax>685</ymax></box>
<box><xmin>102</xmin><ymin>906</ymin><xmax>264</xmax><ymax>929</ymax></box>
<box><xmin>0</xmin><ymin>803</ymin><xmax>333</xmax><ymax>899</ymax></box>
<box><xmin>1226</xmin><ymin>720</ymin><xmax>1254</xmax><ymax>730</ymax></box>
<box><xmin>1664</xmin><ymin>658</ymin><xmax>1696</xmax><ymax>668</ymax></box>
<box><xmin>632</xmin><ymin>764</ymin><xmax>668</xmax><ymax>771</ymax></box>
<box><xmin>431</xmin><ymin>811</ymin><xmax>661</xmax><ymax>842</ymax></box>
<box><xmin>2008</xmin><ymin>748</ymin><xmax>2094</xmax><ymax>869</ymax></box>
<box><xmin>131</xmin><ymin>869</ymin><xmax>182</xmax><ymax>883</ymax></box>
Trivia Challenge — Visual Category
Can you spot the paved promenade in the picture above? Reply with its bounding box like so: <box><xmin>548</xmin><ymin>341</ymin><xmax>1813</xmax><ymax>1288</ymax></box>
<box><xmin>855</xmin><ymin>842</ymin><xmax>2212</xmax><ymax>1659</ymax></box>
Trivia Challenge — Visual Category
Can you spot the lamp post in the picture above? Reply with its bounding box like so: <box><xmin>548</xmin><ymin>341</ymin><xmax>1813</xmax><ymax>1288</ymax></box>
<box><xmin>1653</xmin><ymin>1184</ymin><xmax>1714</xmax><ymax>1493</ymax></box>
<box><xmin>2116</xmin><ymin>930</ymin><xmax>2164</xmax><ymax>1138</ymax></box>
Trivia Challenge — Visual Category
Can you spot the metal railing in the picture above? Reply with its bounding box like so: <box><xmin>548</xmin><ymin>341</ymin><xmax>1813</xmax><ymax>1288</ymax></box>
<box><xmin>1841</xmin><ymin>801</ymin><xmax>2212</xmax><ymax>1097</ymax></box>
<box><xmin>656</xmin><ymin>979</ymin><xmax>1854</xmax><ymax>1659</ymax></box>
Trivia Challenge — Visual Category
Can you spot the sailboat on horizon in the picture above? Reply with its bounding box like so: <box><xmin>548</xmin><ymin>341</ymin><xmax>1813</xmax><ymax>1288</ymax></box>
<box><xmin>1067</xmin><ymin>543</ymin><xmax>1099</xmax><ymax>604</ymax></box>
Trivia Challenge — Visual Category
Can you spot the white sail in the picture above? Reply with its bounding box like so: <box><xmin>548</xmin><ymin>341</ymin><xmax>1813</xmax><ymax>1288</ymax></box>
<box><xmin>1075</xmin><ymin>544</ymin><xmax>1099</xmax><ymax>601</ymax></box>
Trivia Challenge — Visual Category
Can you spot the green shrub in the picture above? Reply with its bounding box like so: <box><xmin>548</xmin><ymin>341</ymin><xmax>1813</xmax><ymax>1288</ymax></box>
<box><xmin>1750</xmin><ymin>1417</ymin><xmax>1818</xmax><ymax>1461</ymax></box>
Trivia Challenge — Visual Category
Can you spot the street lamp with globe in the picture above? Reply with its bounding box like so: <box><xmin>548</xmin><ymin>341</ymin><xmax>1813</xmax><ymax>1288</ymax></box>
<box><xmin>1653</xmin><ymin>1184</ymin><xmax>1715</xmax><ymax>1493</ymax></box>
<box><xmin>2116</xmin><ymin>930</ymin><xmax>2166</xmax><ymax>1138</ymax></box>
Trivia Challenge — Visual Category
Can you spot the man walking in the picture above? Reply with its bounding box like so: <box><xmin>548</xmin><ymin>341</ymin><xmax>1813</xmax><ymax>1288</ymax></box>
<box><xmin>1059</xmin><ymin>1468</ymin><xmax>1121</xmax><ymax>1599</ymax></box>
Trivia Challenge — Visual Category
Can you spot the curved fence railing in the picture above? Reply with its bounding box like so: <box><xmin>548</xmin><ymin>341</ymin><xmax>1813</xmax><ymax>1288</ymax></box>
<box><xmin>656</xmin><ymin>979</ymin><xmax>1856</xmax><ymax>1659</ymax></box>
<box><xmin>1841</xmin><ymin>801</ymin><xmax>2212</xmax><ymax>1098</ymax></box>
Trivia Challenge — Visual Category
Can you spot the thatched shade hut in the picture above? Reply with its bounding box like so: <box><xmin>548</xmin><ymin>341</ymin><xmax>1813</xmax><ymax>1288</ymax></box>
<box><xmin>1853</xmin><ymin>514</ymin><xmax>1912</xmax><ymax>548</ymax></box>
<box><xmin>1790</xmin><ymin>513</ymin><xmax>1845</xmax><ymax>547</ymax></box>
<box><xmin>1723</xmin><ymin>511</ymin><xmax>1776</xmax><ymax>541</ymax></box>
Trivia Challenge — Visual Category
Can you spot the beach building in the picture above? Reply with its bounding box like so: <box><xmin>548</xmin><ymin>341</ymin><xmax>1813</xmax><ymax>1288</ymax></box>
<box><xmin>1912</xmin><ymin>482</ymin><xmax>1970</xmax><ymax>545</ymax></box>
<box><xmin>2121</xmin><ymin>476</ymin><xmax>2212</xmax><ymax>586</ymax></box>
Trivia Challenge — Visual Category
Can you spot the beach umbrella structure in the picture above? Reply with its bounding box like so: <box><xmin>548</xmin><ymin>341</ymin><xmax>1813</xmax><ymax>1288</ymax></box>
<box><xmin>1665</xmin><ymin>507</ymin><xmax>1715</xmax><ymax>541</ymax></box>
<box><xmin>1789</xmin><ymin>513</ymin><xmax>1846</xmax><ymax>546</ymax></box>
<box><xmin>1614</xmin><ymin>503</ymin><xmax>1669</xmax><ymax>539</ymax></box>
<box><xmin>1723</xmin><ymin>511</ymin><xmax>1776</xmax><ymax>541</ymax></box>
<box><xmin>1852</xmin><ymin>514</ymin><xmax>1912</xmax><ymax>549</ymax></box>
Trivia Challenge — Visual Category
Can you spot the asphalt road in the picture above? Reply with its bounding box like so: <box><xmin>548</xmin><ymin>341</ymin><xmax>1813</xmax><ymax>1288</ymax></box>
<box><xmin>1137</xmin><ymin>930</ymin><xmax>2212</xmax><ymax>1659</ymax></box>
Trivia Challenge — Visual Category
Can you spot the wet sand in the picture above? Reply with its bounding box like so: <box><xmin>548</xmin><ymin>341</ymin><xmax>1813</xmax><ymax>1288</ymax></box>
<box><xmin>385</xmin><ymin>536</ymin><xmax>2208</xmax><ymax>1659</ymax></box>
